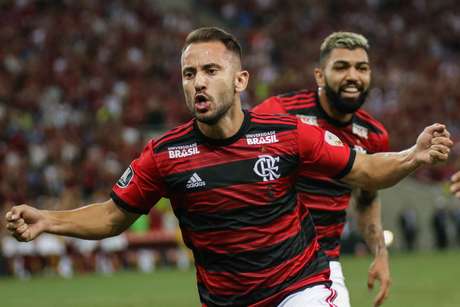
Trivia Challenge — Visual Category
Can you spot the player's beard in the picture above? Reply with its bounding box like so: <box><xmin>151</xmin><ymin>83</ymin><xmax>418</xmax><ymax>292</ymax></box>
<box><xmin>324</xmin><ymin>80</ymin><xmax>368</xmax><ymax>114</ymax></box>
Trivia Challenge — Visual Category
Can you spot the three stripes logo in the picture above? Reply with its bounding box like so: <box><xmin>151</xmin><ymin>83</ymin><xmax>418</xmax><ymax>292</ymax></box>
<box><xmin>186</xmin><ymin>173</ymin><xmax>206</xmax><ymax>189</ymax></box>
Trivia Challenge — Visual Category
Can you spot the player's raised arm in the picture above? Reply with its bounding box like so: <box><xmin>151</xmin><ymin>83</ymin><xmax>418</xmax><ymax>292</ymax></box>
<box><xmin>342</xmin><ymin>123</ymin><xmax>452</xmax><ymax>190</ymax></box>
<box><xmin>5</xmin><ymin>199</ymin><xmax>139</xmax><ymax>242</ymax></box>
<box><xmin>451</xmin><ymin>171</ymin><xmax>460</xmax><ymax>198</ymax></box>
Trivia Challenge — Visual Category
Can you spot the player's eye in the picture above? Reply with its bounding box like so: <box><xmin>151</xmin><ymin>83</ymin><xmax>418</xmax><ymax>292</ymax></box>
<box><xmin>183</xmin><ymin>71</ymin><xmax>195</xmax><ymax>79</ymax></box>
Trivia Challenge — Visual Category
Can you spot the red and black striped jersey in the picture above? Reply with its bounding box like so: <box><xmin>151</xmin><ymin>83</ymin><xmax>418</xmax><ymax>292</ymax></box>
<box><xmin>253</xmin><ymin>90</ymin><xmax>389</xmax><ymax>260</ymax></box>
<box><xmin>111</xmin><ymin>110</ymin><xmax>355</xmax><ymax>306</ymax></box>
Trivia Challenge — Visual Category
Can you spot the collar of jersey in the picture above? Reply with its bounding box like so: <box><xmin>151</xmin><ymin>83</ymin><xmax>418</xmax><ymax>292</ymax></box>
<box><xmin>314</xmin><ymin>91</ymin><xmax>355</xmax><ymax>128</ymax></box>
<box><xmin>193</xmin><ymin>109</ymin><xmax>251</xmax><ymax>147</ymax></box>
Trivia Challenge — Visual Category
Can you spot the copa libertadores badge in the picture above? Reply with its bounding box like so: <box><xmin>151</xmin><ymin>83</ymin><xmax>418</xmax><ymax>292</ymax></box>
<box><xmin>117</xmin><ymin>166</ymin><xmax>135</xmax><ymax>188</ymax></box>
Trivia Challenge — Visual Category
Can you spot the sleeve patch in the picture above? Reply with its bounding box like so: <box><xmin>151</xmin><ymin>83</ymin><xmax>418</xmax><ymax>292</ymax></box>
<box><xmin>116</xmin><ymin>166</ymin><xmax>135</xmax><ymax>188</ymax></box>
<box><xmin>324</xmin><ymin>130</ymin><xmax>343</xmax><ymax>147</ymax></box>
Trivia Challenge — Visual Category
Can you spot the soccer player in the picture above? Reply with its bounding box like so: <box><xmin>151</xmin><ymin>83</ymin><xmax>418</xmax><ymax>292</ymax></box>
<box><xmin>5</xmin><ymin>27</ymin><xmax>452</xmax><ymax>307</ymax></box>
<box><xmin>252</xmin><ymin>32</ymin><xmax>390</xmax><ymax>306</ymax></box>
<box><xmin>451</xmin><ymin>171</ymin><xmax>460</xmax><ymax>198</ymax></box>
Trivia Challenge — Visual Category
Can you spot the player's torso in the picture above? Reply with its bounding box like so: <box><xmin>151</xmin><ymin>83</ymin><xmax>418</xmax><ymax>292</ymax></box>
<box><xmin>152</xmin><ymin>111</ymin><xmax>328</xmax><ymax>306</ymax></box>
<box><xmin>257</xmin><ymin>90</ymin><xmax>387</xmax><ymax>259</ymax></box>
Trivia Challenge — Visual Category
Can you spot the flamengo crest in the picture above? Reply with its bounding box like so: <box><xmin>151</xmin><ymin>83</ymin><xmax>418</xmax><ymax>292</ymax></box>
<box><xmin>253</xmin><ymin>155</ymin><xmax>280</xmax><ymax>182</ymax></box>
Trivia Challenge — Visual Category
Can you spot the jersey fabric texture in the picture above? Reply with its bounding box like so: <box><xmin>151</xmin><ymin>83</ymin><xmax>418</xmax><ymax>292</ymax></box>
<box><xmin>253</xmin><ymin>89</ymin><xmax>389</xmax><ymax>260</ymax></box>
<box><xmin>112</xmin><ymin>110</ymin><xmax>355</xmax><ymax>307</ymax></box>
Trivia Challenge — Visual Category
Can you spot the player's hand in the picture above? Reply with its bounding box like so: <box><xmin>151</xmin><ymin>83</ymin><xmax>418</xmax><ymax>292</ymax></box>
<box><xmin>413</xmin><ymin>124</ymin><xmax>452</xmax><ymax>165</ymax></box>
<box><xmin>5</xmin><ymin>204</ymin><xmax>47</xmax><ymax>242</ymax></box>
<box><xmin>368</xmin><ymin>252</ymin><xmax>391</xmax><ymax>307</ymax></box>
<box><xmin>451</xmin><ymin>171</ymin><xmax>460</xmax><ymax>198</ymax></box>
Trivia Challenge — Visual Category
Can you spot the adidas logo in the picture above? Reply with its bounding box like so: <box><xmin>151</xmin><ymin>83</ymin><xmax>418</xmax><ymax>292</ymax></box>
<box><xmin>186</xmin><ymin>173</ymin><xmax>206</xmax><ymax>189</ymax></box>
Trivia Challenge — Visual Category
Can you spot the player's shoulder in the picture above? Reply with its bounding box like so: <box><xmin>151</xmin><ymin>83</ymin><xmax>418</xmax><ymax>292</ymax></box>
<box><xmin>354</xmin><ymin>109</ymin><xmax>388</xmax><ymax>136</ymax></box>
<box><xmin>150</xmin><ymin>120</ymin><xmax>196</xmax><ymax>153</ymax></box>
<box><xmin>277</xmin><ymin>88</ymin><xmax>316</xmax><ymax>100</ymax></box>
<box><xmin>250</xmin><ymin>111</ymin><xmax>298</xmax><ymax>126</ymax></box>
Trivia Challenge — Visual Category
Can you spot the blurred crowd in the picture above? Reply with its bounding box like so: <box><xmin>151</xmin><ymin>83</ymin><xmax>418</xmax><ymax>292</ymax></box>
<box><xmin>1</xmin><ymin>0</ymin><xmax>460</xmax><ymax>276</ymax></box>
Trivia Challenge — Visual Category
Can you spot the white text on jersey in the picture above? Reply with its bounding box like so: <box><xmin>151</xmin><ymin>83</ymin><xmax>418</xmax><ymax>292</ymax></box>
<box><xmin>168</xmin><ymin>143</ymin><xmax>200</xmax><ymax>159</ymax></box>
<box><xmin>246</xmin><ymin>131</ymin><xmax>279</xmax><ymax>145</ymax></box>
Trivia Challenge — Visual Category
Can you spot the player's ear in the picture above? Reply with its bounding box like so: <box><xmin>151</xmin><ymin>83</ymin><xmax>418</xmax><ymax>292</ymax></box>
<box><xmin>235</xmin><ymin>70</ymin><xmax>249</xmax><ymax>93</ymax></box>
<box><xmin>314</xmin><ymin>67</ymin><xmax>325</xmax><ymax>88</ymax></box>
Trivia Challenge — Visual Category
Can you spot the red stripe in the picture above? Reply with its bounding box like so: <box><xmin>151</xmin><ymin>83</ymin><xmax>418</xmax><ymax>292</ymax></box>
<box><xmin>281</xmin><ymin>97</ymin><xmax>316</xmax><ymax>107</ymax></box>
<box><xmin>196</xmin><ymin>239</ymin><xmax>320</xmax><ymax>296</ymax></box>
<box><xmin>324</xmin><ymin>246</ymin><xmax>341</xmax><ymax>259</ymax></box>
<box><xmin>298</xmin><ymin>192</ymin><xmax>351</xmax><ymax>211</ymax></box>
<box><xmin>283</xmin><ymin>101</ymin><xmax>316</xmax><ymax>110</ymax></box>
<box><xmin>154</xmin><ymin>122</ymin><xmax>194</xmax><ymax>147</ymax></box>
<box><xmin>315</xmin><ymin>223</ymin><xmax>345</xmax><ymax>238</ymax></box>
<box><xmin>187</xmin><ymin>177</ymin><xmax>294</xmax><ymax>213</ymax></box>
<box><xmin>187</xmin><ymin>203</ymin><xmax>301</xmax><ymax>253</ymax></box>
<box><xmin>326</xmin><ymin>286</ymin><xmax>338</xmax><ymax>307</ymax></box>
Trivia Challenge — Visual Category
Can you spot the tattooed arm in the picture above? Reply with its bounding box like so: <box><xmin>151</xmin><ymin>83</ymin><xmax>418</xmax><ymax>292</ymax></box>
<box><xmin>354</xmin><ymin>189</ymin><xmax>391</xmax><ymax>307</ymax></box>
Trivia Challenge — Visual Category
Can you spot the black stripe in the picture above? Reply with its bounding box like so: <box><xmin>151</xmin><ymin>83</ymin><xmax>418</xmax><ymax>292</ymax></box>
<box><xmin>318</xmin><ymin>236</ymin><xmax>340</xmax><ymax>253</ymax></box>
<box><xmin>165</xmin><ymin>154</ymin><xmax>298</xmax><ymax>193</ymax></box>
<box><xmin>286</xmin><ymin>108</ymin><xmax>318</xmax><ymax>115</ymax></box>
<box><xmin>197</xmin><ymin>248</ymin><xmax>329</xmax><ymax>306</ymax></box>
<box><xmin>177</xmin><ymin>191</ymin><xmax>297</xmax><ymax>232</ymax></box>
<box><xmin>309</xmin><ymin>208</ymin><xmax>346</xmax><ymax>226</ymax></box>
<box><xmin>354</xmin><ymin>115</ymin><xmax>384</xmax><ymax>134</ymax></box>
<box><xmin>110</xmin><ymin>191</ymin><xmax>149</xmax><ymax>214</ymax></box>
<box><xmin>335</xmin><ymin>149</ymin><xmax>356</xmax><ymax>179</ymax></box>
<box><xmin>296</xmin><ymin>177</ymin><xmax>352</xmax><ymax>196</ymax></box>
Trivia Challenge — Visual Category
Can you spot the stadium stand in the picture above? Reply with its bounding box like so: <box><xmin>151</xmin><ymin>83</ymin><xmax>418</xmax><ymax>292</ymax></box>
<box><xmin>1</xmin><ymin>0</ymin><xmax>459</xmax><ymax>276</ymax></box>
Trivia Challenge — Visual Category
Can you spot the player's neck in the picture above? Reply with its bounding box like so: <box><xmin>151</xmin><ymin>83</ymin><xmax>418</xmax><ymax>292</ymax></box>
<box><xmin>196</xmin><ymin>101</ymin><xmax>245</xmax><ymax>140</ymax></box>
<box><xmin>318</xmin><ymin>90</ymin><xmax>353</xmax><ymax>123</ymax></box>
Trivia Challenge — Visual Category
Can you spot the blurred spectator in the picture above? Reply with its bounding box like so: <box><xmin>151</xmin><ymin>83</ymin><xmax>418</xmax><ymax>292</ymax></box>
<box><xmin>398</xmin><ymin>207</ymin><xmax>419</xmax><ymax>251</ymax></box>
<box><xmin>450</xmin><ymin>206</ymin><xmax>460</xmax><ymax>247</ymax></box>
<box><xmin>1</xmin><ymin>0</ymin><xmax>460</xmax><ymax>276</ymax></box>
<box><xmin>432</xmin><ymin>202</ymin><xmax>450</xmax><ymax>250</ymax></box>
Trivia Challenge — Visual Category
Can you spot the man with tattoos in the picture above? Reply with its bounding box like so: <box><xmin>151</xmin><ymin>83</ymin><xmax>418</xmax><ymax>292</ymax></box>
<box><xmin>253</xmin><ymin>32</ymin><xmax>390</xmax><ymax>306</ymax></box>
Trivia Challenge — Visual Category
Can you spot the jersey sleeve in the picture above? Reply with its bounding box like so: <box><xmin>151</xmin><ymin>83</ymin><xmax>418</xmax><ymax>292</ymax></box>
<box><xmin>252</xmin><ymin>96</ymin><xmax>287</xmax><ymax>114</ymax></box>
<box><xmin>379</xmin><ymin>128</ymin><xmax>390</xmax><ymax>152</ymax></box>
<box><xmin>111</xmin><ymin>140</ymin><xmax>166</xmax><ymax>214</ymax></box>
<box><xmin>297</xmin><ymin>118</ymin><xmax>356</xmax><ymax>179</ymax></box>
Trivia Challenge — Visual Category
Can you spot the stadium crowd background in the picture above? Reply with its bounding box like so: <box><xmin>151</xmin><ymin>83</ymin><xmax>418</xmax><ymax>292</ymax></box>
<box><xmin>1</xmin><ymin>0</ymin><xmax>460</xmax><ymax>277</ymax></box>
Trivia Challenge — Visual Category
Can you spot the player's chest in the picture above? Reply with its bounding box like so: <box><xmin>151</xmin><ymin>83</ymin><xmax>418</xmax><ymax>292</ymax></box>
<box><xmin>158</xmin><ymin>138</ymin><xmax>298</xmax><ymax>194</ymax></box>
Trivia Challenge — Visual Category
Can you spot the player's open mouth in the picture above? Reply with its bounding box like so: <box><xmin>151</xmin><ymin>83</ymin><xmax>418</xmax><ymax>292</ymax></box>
<box><xmin>340</xmin><ymin>85</ymin><xmax>361</xmax><ymax>97</ymax></box>
<box><xmin>195</xmin><ymin>94</ymin><xmax>211</xmax><ymax>113</ymax></box>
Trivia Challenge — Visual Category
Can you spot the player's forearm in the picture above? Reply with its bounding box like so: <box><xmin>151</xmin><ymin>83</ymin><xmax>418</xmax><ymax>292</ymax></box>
<box><xmin>344</xmin><ymin>146</ymin><xmax>419</xmax><ymax>190</ymax></box>
<box><xmin>356</xmin><ymin>197</ymin><xmax>387</xmax><ymax>257</ymax></box>
<box><xmin>42</xmin><ymin>201</ymin><xmax>130</xmax><ymax>240</ymax></box>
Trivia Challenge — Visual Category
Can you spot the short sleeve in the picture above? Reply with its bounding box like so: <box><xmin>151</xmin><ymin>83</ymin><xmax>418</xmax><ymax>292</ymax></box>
<box><xmin>297</xmin><ymin>118</ymin><xmax>356</xmax><ymax>179</ymax></box>
<box><xmin>252</xmin><ymin>96</ymin><xmax>287</xmax><ymax>114</ymax></box>
<box><xmin>111</xmin><ymin>140</ymin><xmax>166</xmax><ymax>214</ymax></box>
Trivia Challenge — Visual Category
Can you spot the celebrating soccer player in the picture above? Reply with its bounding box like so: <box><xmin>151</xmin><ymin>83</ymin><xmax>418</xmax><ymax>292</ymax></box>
<box><xmin>253</xmin><ymin>32</ymin><xmax>390</xmax><ymax>306</ymax></box>
<box><xmin>5</xmin><ymin>27</ymin><xmax>453</xmax><ymax>307</ymax></box>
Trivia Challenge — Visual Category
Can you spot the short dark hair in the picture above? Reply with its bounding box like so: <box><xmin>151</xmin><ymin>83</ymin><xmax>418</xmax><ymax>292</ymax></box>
<box><xmin>319</xmin><ymin>32</ymin><xmax>370</xmax><ymax>66</ymax></box>
<box><xmin>182</xmin><ymin>27</ymin><xmax>242</xmax><ymax>60</ymax></box>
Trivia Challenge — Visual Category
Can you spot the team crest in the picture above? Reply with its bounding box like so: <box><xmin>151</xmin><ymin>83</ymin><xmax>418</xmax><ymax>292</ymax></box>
<box><xmin>116</xmin><ymin>166</ymin><xmax>134</xmax><ymax>188</ymax></box>
<box><xmin>253</xmin><ymin>155</ymin><xmax>280</xmax><ymax>182</ymax></box>
<box><xmin>324</xmin><ymin>131</ymin><xmax>344</xmax><ymax>147</ymax></box>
